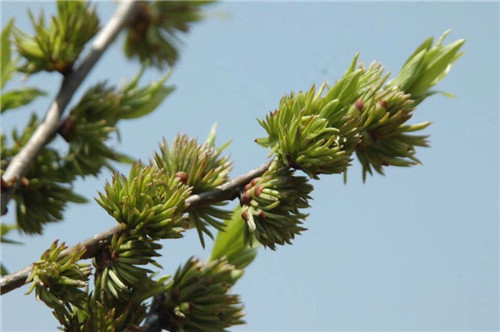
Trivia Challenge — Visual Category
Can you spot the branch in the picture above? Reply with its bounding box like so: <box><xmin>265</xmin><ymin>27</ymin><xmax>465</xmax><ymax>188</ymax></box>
<box><xmin>141</xmin><ymin>293</ymin><xmax>166</xmax><ymax>332</ymax></box>
<box><xmin>0</xmin><ymin>0</ymin><xmax>140</xmax><ymax>214</ymax></box>
<box><xmin>0</xmin><ymin>160</ymin><xmax>272</xmax><ymax>295</ymax></box>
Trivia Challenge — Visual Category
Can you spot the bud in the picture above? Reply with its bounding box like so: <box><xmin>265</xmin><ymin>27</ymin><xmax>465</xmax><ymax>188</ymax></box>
<box><xmin>14</xmin><ymin>1</ymin><xmax>99</xmax><ymax>75</ymax></box>
<box><xmin>153</xmin><ymin>128</ymin><xmax>232</xmax><ymax>247</ymax></box>
<box><xmin>159</xmin><ymin>257</ymin><xmax>245</xmax><ymax>331</ymax></box>
<box><xmin>240</xmin><ymin>164</ymin><xmax>313</xmax><ymax>250</ymax></box>
<box><xmin>96</xmin><ymin>162</ymin><xmax>191</xmax><ymax>239</ymax></box>
<box><xmin>26</xmin><ymin>241</ymin><xmax>90</xmax><ymax>310</ymax></box>
<box><xmin>93</xmin><ymin>234</ymin><xmax>162</xmax><ymax>304</ymax></box>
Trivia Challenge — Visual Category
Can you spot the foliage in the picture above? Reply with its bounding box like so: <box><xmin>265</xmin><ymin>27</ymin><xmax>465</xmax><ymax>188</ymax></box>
<box><xmin>13</xmin><ymin>1</ymin><xmax>99</xmax><ymax>75</ymax></box>
<box><xmin>125</xmin><ymin>1</ymin><xmax>212</xmax><ymax>68</ymax></box>
<box><xmin>25</xmin><ymin>241</ymin><xmax>91</xmax><ymax>313</ymax></box>
<box><xmin>1</xmin><ymin>1</ymin><xmax>465</xmax><ymax>330</ymax></box>
<box><xmin>61</xmin><ymin>70</ymin><xmax>174</xmax><ymax>176</ymax></box>
<box><xmin>159</xmin><ymin>257</ymin><xmax>245</xmax><ymax>332</ymax></box>
<box><xmin>240</xmin><ymin>161</ymin><xmax>313</xmax><ymax>249</ymax></box>
<box><xmin>1</xmin><ymin>115</ymin><xmax>87</xmax><ymax>234</ymax></box>
<box><xmin>153</xmin><ymin>127</ymin><xmax>233</xmax><ymax>247</ymax></box>
<box><xmin>1</xmin><ymin>19</ymin><xmax>47</xmax><ymax>113</ymax></box>
<box><xmin>96</xmin><ymin>162</ymin><xmax>191</xmax><ymax>239</ymax></box>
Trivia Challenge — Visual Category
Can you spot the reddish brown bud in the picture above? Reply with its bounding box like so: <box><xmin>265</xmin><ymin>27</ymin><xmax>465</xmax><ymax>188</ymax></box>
<box><xmin>354</xmin><ymin>99</ymin><xmax>365</xmax><ymax>111</ymax></box>
<box><xmin>259</xmin><ymin>211</ymin><xmax>267</xmax><ymax>218</ymax></box>
<box><xmin>175</xmin><ymin>171</ymin><xmax>188</xmax><ymax>184</ymax></box>
<box><xmin>241</xmin><ymin>210</ymin><xmax>249</xmax><ymax>221</ymax></box>
<box><xmin>254</xmin><ymin>184</ymin><xmax>264</xmax><ymax>197</ymax></box>
<box><xmin>378</xmin><ymin>100</ymin><xmax>388</xmax><ymax>109</ymax></box>
<box><xmin>58</xmin><ymin>117</ymin><xmax>75</xmax><ymax>142</ymax></box>
<box><xmin>241</xmin><ymin>191</ymin><xmax>252</xmax><ymax>205</ymax></box>
<box><xmin>244</xmin><ymin>177</ymin><xmax>260</xmax><ymax>191</ymax></box>
<box><xmin>20</xmin><ymin>177</ymin><xmax>29</xmax><ymax>187</ymax></box>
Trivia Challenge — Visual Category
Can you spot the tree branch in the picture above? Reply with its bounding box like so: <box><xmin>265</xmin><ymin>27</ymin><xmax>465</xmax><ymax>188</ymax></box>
<box><xmin>0</xmin><ymin>0</ymin><xmax>140</xmax><ymax>214</ymax></box>
<box><xmin>0</xmin><ymin>160</ymin><xmax>272</xmax><ymax>295</ymax></box>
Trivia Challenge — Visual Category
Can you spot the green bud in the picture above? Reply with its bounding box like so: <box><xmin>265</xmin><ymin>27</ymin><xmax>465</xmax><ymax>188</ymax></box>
<box><xmin>96</xmin><ymin>162</ymin><xmax>191</xmax><ymax>239</ymax></box>
<box><xmin>2</xmin><ymin>115</ymin><xmax>87</xmax><ymax>234</ymax></box>
<box><xmin>124</xmin><ymin>1</ymin><xmax>212</xmax><ymax>69</ymax></box>
<box><xmin>26</xmin><ymin>241</ymin><xmax>90</xmax><ymax>310</ymax></box>
<box><xmin>93</xmin><ymin>233</ymin><xmax>162</xmax><ymax>304</ymax></box>
<box><xmin>14</xmin><ymin>0</ymin><xmax>99</xmax><ymax>75</ymax></box>
<box><xmin>159</xmin><ymin>257</ymin><xmax>245</xmax><ymax>331</ymax></box>
<box><xmin>153</xmin><ymin>127</ymin><xmax>232</xmax><ymax>247</ymax></box>
<box><xmin>240</xmin><ymin>162</ymin><xmax>313</xmax><ymax>250</ymax></box>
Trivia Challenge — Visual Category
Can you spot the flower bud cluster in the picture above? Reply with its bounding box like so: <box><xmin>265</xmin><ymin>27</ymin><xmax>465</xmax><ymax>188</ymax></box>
<box><xmin>96</xmin><ymin>162</ymin><xmax>191</xmax><ymax>239</ymax></box>
<box><xmin>153</xmin><ymin>129</ymin><xmax>232</xmax><ymax>247</ymax></box>
<box><xmin>2</xmin><ymin>115</ymin><xmax>87</xmax><ymax>234</ymax></box>
<box><xmin>255</xmin><ymin>55</ymin><xmax>385</xmax><ymax>178</ymax></box>
<box><xmin>14</xmin><ymin>1</ymin><xmax>99</xmax><ymax>75</ymax></box>
<box><xmin>240</xmin><ymin>163</ymin><xmax>313</xmax><ymax>250</ymax></box>
<box><xmin>353</xmin><ymin>32</ymin><xmax>464</xmax><ymax>180</ymax></box>
<box><xmin>124</xmin><ymin>1</ymin><xmax>211</xmax><ymax>69</ymax></box>
<box><xmin>26</xmin><ymin>241</ymin><xmax>90</xmax><ymax>311</ymax></box>
<box><xmin>160</xmin><ymin>257</ymin><xmax>245</xmax><ymax>331</ymax></box>
<box><xmin>93</xmin><ymin>233</ymin><xmax>163</xmax><ymax>304</ymax></box>
<box><xmin>62</xmin><ymin>71</ymin><xmax>173</xmax><ymax>177</ymax></box>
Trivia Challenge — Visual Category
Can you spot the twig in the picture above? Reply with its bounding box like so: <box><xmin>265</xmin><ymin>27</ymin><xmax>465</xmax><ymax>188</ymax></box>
<box><xmin>0</xmin><ymin>160</ymin><xmax>272</xmax><ymax>295</ymax></box>
<box><xmin>141</xmin><ymin>293</ymin><xmax>167</xmax><ymax>332</ymax></box>
<box><xmin>0</xmin><ymin>1</ymin><xmax>140</xmax><ymax>214</ymax></box>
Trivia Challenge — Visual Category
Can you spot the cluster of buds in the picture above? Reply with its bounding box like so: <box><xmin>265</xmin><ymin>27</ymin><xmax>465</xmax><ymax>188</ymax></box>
<box><xmin>351</xmin><ymin>32</ymin><xmax>464</xmax><ymax>180</ymax></box>
<box><xmin>13</xmin><ymin>0</ymin><xmax>99</xmax><ymax>75</ymax></box>
<box><xmin>96</xmin><ymin>162</ymin><xmax>191</xmax><ymax>239</ymax></box>
<box><xmin>153</xmin><ymin>128</ymin><xmax>233</xmax><ymax>247</ymax></box>
<box><xmin>160</xmin><ymin>257</ymin><xmax>245</xmax><ymax>331</ymax></box>
<box><xmin>257</xmin><ymin>31</ymin><xmax>464</xmax><ymax>182</ymax></box>
<box><xmin>240</xmin><ymin>163</ymin><xmax>313</xmax><ymax>250</ymax></box>
<box><xmin>1</xmin><ymin>115</ymin><xmax>87</xmax><ymax>234</ymax></box>
<box><xmin>354</xmin><ymin>84</ymin><xmax>429</xmax><ymax>180</ymax></box>
<box><xmin>61</xmin><ymin>71</ymin><xmax>174</xmax><ymax>177</ymax></box>
<box><xmin>124</xmin><ymin>1</ymin><xmax>211</xmax><ymax>69</ymax></box>
<box><xmin>60</xmin><ymin>83</ymin><xmax>122</xmax><ymax>176</ymax></box>
<box><xmin>255</xmin><ymin>55</ymin><xmax>386</xmax><ymax>178</ymax></box>
<box><xmin>55</xmin><ymin>298</ymin><xmax>146</xmax><ymax>332</ymax></box>
<box><xmin>26</xmin><ymin>241</ymin><xmax>91</xmax><ymax>311</ymax></box>
<box><xmin>93</xmin><ymin>233</ymin><xmax>162</xmax><ymax>304</ymax></box>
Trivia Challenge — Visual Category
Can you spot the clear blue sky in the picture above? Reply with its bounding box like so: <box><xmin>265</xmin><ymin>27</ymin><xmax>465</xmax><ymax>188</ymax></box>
<box><xmin>1</xmin><ymin>1</ymin><xmax>498</xmax><ymax>331</ymax></box>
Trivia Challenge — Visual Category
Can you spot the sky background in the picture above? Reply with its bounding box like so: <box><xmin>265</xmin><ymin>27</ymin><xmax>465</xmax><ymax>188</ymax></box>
<box><xmin>1</xmin><ymin>1</ymin><xmax>499</xmax><ymax>331</ymax></box>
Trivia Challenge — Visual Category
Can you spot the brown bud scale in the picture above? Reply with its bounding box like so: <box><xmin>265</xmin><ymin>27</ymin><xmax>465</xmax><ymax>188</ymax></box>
<box><xmin>355</xmin><ymin>99</ymin><xmax>365</xmax><ymax>111</ymax></box>
<box><xmin>175</xmin><ymin>171</ymin><xmax>188</xmax><ymax>184</ymax></box>
<box><xmin>378</xmin><ymin>100</ymin><xmax>388</xmax><ymax>109</ymax></box>
<box><xmin>241</xmin><ymin>190</ymin><xmax>252</xmax><ymax>205</ymax></box>
<box><xmin>253</xmin><ymin>184</ymin><xmax>264</xmax><ymax>197</ymax></box>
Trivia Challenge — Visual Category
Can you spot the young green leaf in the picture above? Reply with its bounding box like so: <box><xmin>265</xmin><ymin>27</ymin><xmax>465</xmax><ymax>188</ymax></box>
<box><xmin>1</xmin><ymin>87</ymin><xmax>47</xmax><ymax>113</ymax></box>
<box><xmin>210</xmin><ymin>206</ymin><xmax>258</xmax><ymax>270</ymax></box>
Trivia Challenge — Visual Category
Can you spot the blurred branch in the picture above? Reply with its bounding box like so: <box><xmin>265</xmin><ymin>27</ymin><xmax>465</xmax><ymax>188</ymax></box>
<box><xmin>0</xmin><ymin>1</ymin><xmax>140</xmax><ymax>214</ymax></box>
<box><xmin>0</xmin><ymin>160</ymin><xmax>272</xmax><ymax>295</ymax></box>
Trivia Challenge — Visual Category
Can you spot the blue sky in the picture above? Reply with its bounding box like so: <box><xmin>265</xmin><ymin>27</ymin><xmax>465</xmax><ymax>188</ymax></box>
<box><xmin>1</xmin><ymin>1</ymin><xmax>499</xmax><ymax>331</ymax></box>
